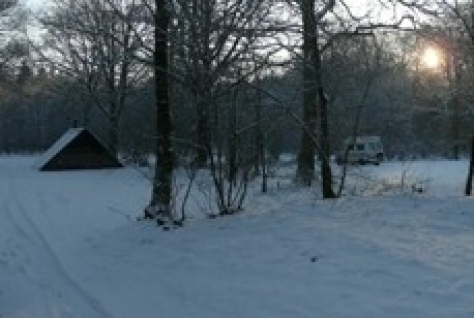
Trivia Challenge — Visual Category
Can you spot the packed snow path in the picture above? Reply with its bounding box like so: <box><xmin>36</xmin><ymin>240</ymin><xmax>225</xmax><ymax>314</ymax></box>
<box><xmin>1</xmin><ymin>156</ymin><xmax>474</xmax><ymax>317</ymax></box>
<box><xmin>0</xmin><ymin>160</ymin><xmax>111</xmax><ymax>317</ymax></box>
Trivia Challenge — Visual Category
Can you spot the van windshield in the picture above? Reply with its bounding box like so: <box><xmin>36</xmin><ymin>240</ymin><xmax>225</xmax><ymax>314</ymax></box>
<box><xmin>347</xmin><ymin>144</ymin><xmax>365</xmax><ymax>151</ymax></box>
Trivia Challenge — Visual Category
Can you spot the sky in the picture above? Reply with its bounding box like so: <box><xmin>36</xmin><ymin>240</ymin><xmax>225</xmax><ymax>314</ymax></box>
<box><xmin>23</xmin><ymin>0</ymin><xmax>418</xmax><ymax>21</ymax></box>
<box><xmin>23</xmin><ymin>0</ymin><xmax>51</xmax><ymax>12</ymax></box>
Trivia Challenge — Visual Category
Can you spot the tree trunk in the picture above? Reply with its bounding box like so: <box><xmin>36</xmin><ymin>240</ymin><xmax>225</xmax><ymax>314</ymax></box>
<box><xmin>149</xmin><ymin>0</ymin><xmax>173</xmax><ymax>218</ymax></box>
<box><xmin>296</xmin><ymin>0</ymin><xmax>317</xmax><ymax>186</ymax></box>
<box><xmin>109</xmin><ymin>114</ymin><xmax>119</xmax><ymax>157</ymax></box>
<box><xmin>195</xmin><ymin>99</ymin><xmax>209</xmax><ymax>167</ymax></box>
<box><xmin>319</xmin><ymin>88</ymin><xmax>336</xmax><ymax>198</ymax></box>
<box><xmin>254</xmin><ymin>81</ymin><xmax>267</xmax><ymax>193</ymax></box>
<box><xmin>228</xmin><ymin>89</ymin><xmax>238</xmax><ymax>188</ymax></box>
<box><xmin>446</xmin><ymin>48</ymin><xmax>462</xmax><ymax>160</ymax></box>
<box><xmin>191</xmin><ymin>0</ymin><xmax>212</xmax><ymax>168</ymax></box>
<box><xmin>465</xmin><ymin>134</ymin><xmax>474</xmax><ymax>196</ymax></box>
<box><xmin>297</xmin><ymin>0</ymin><xmax>336</xmax><ymax>198</ymax></box>
<box><xmin>465</xmin><ymin>1</ymin><xmax>474</xmax><ymax>194</ymax></box>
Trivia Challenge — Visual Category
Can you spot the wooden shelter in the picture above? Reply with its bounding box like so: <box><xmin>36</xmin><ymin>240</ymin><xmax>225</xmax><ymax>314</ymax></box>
<box><xmin>36</xmin><ymin>128</ymin><xmax>122</xmax><ymax>171</ymax></box>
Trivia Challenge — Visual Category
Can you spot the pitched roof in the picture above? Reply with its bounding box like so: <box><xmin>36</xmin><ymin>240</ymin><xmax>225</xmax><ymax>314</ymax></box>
<box><xmin>35</xmin><ymin>128</ymin><xmax>85</xmax><ymax>169</ymax></box>
<box><xmin>35</xmin><ymin>127</ymin><xmax>122</xmax><ymax>171</ymax></box>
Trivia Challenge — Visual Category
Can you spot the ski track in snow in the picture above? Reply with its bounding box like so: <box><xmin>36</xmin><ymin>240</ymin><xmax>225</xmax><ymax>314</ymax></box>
<box><xmin>1</xmin><ymin>176</ymin><xmax>111</xmax><ymax>317</ymax></box>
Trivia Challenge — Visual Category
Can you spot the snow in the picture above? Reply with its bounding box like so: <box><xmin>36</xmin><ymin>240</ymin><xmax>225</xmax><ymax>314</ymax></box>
<box><xmin>1</xmin><ymin>156</ymin><xmax>474</xmax><ymax>317</ymax></box>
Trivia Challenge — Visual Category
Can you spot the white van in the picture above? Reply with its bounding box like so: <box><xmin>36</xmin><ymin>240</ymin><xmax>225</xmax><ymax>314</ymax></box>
<box><xmin>335</xmin><ymin>136</ymin><xmax>384</xmax><ymax>165</ymax></box>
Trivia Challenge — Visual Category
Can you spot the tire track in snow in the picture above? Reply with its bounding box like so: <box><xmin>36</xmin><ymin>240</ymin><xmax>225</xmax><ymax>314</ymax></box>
<box><xmin>2</xmin><ymin>199</ymin><xmax>33</xmax><ymax>271</ymax></box>
<box><xmin>6</xmin><ymin>179</ymin><xmax>112</xmax><ymax>317</ymax></box>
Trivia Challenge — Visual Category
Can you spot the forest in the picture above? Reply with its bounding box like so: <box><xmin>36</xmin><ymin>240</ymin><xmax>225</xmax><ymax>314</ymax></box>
<box><xmin>0</xmin><ymin>0</ymin><xmax>473</xmax><ymax>218</ymax></box>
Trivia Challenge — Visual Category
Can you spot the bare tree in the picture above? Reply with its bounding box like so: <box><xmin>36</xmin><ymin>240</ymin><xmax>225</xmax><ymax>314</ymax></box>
<box><xmin>437</xmin><ymin>0</ymin><xmax>474</xmax><ymax>193</ymax></box>
<box><xmin>38</xmin><ymin>0</ymin><xmax>148</xmax><ymax>155</ymax></box>
<box><xmin>146</xmin><ymin>0</ymin><xmax>174</xmax><ymax>221</ymax></box>
<box><xmin>0</xmin><ymin>0</ymin><xmax>27</xmax><ymax>75</ymax></box>
<box><xmin>171</xmin><ymin>0</ymin><xmax>277</xmax><ymax>167</ymax></box>
<box><xmin>295</xmin><ymin>0</ymin><xmax>336</xmax><ymax>199</ymax></box>
<box><xmin>435</xmin><ymin>0</ymin><xmax>474</xmax><ymax>195</ymax></box>
<box><xmin>409</xmin><ymin>0</ymin><xmax>474</xmax><ymax>193</ymax></box>
<box><xmin>39</xmin><ymin>0</ymin><xmax>175</xmax><ymax>219</ymax></box>
<box><xmin>170</xmin><ymin>0</ymin><xmax>279</xmax><ymax>214</ymax></box>
<box><xmin>280</xmin><ymin>0</ymin><xmax>417</xmax><ymax>198</ymax></box>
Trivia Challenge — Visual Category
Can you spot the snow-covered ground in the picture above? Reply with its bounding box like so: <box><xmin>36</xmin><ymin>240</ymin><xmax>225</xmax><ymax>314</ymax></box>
<box><xmin>1</xmin><ymin>156</ymin><xmax>474</xmax><ymax>317</ymax></box>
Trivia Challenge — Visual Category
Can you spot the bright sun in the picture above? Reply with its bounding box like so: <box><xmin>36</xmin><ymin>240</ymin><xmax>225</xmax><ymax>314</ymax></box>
<box><xmin>421</xmin><ymin>47</ymin><xmax>442</xmax><ymax>69</ymax></box>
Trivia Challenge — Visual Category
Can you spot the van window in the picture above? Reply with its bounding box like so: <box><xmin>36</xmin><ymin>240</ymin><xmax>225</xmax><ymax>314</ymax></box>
<box><xmin>356</xmin><ymin>144</ymin><xmax>364</xmax><ymax>151</ymax></box>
